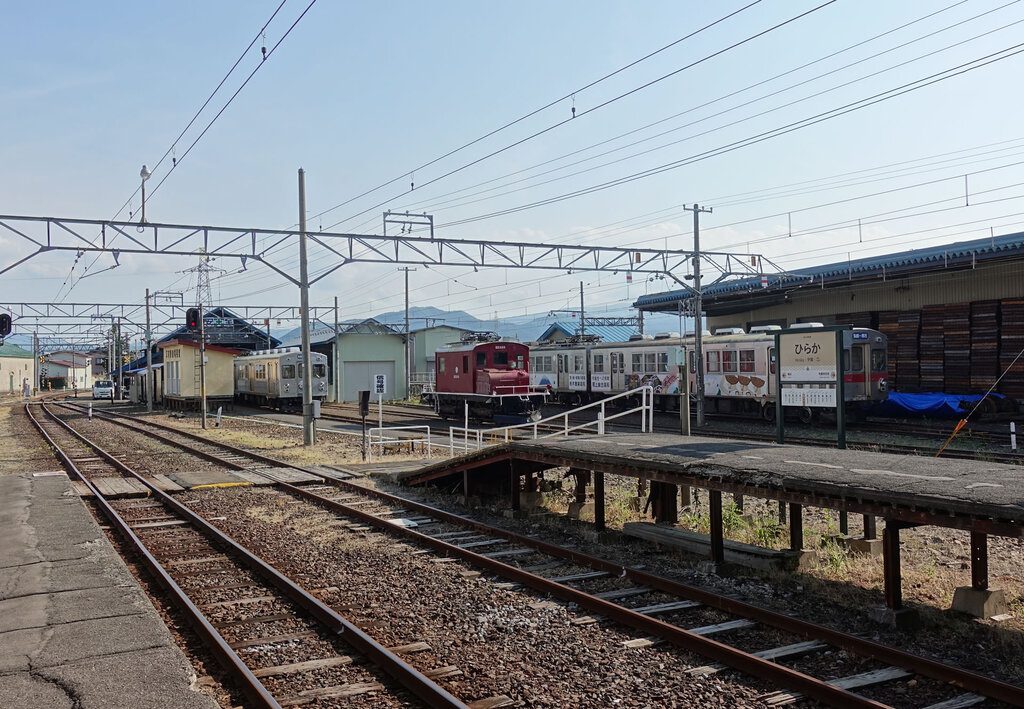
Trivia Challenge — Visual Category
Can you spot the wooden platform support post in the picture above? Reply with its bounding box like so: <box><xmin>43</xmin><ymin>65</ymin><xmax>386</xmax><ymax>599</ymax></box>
<box><xmin>571</xmin><ymin>468</ymin><xmax>590</xmax><ymax>504</ymax></box>
<box><xmin>839</xmin><ymin>510</ymin><xmax>849</xmax><ymax>536</ymax></box>
<box><xmin>970</xmin><ymin>531</ymin><xmax>988</xmax><ymax>591</ymax></box>
<box><xmin>510</xmin><ymin>467</ymin><xmax>520</xmax><ymax>512</ymax></box>
<box><xmin>788</xmin><ymin>503</ymin><xmax>803</xmax><ymax>551</ymax></box>
<box><xmin>733</xmin><ymin>493</ymin><xmax>744</xmax><ymax>513</ymax></box>
<box><xmin>777</xmin><ymin>500</ymin><xmax>787</xmax><ymax>525</ymax></box>
<box><xmin>649</xmin><ymin>481</ymin><xmax>679</xmax><ymax>525</ymax></box>
<box><xmin>863</xmin><ymin>514</ymin><xmax>877</xmax><ymax>540</ymax></box>
<box><xmin>593</xmin><ymin>470</ymin><xmax>606</xmax><ymax>532</ymax></box>
<box><xmin>709</xmin><ymin>489</ymin><xmax>724</xmax><ymax>566</ymax></box>
<box><xmin>868</xmin><ymin>519</ymin><xmax>918</xmax><ymax>628</ymax></box>
<box><xmin>882</xmin><ymin>521</ymin><xmax>903</xmax><ymax>611</ymax></box>
<box><xmin>951</xmin><ymin>531</ymin><xmax>1008</xmax><ymax>618</ymax></box>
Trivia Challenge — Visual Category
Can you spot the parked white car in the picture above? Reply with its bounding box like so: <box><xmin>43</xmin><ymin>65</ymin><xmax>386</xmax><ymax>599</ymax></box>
<box><xmin>92</xmin><ymin>380</ymin><xmax>114</xmax><ymax>399</ymax></box>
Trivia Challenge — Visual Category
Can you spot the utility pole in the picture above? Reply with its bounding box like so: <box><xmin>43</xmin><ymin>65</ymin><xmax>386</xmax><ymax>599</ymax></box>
<box><xmin>114</xmin><ymin>317</ymin><xmax>121</xmax><ymax>399</ymax></box>
<box><xmin>333</xmin><ymin>296</ymin><xmax>340</xmax><ymax>403</ymax></box>
<box><xmin>684</xmin><ymin>203</ymin><xmax>713</xmax><ymax>427</ymax></box>
<box><xmin>199</xmin><ymin>304</ymin><xmax>208</xmax><ymax>429</ymax></box>
<box><xmin>298</xmin><ymin>168</ymin><xmax>315</xmax><ymax>445</ymax></box>
<box><xmin>32</xmin><ymin>331</ymin><xmax>38</xmax><ymax>395</ymax></box>
<box><xmin>399</xmin><ymin>267</ymin><xmax>416</xmax><ymax>400</ymax></box>
<box><xmin>145</xmin><ymin>288</ymin><xmax>153</xmax><ymax>413</ymax></box>
<box><xmin>108</xmin><ymin>317</ymin><xmax>114</xmax><ymax>378</ymax></box>
<box><xmin>579</xmin><ymin>281</ymin><xmax>585</xmax><ymax>338</ymax></box>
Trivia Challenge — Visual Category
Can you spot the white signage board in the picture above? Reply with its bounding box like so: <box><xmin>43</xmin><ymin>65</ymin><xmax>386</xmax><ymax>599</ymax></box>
<box><xmin>591</xmin><ymin>372</ymin><xmax>611</xmax><ymax>392</ymax></box>
<box><xmin>567</xmin><ymin>373</ymin><xmax>587</xmax><ymax>391</ymax></box>
<box><xmin>374</xmin><ymin>373</ymin><xmax>387</xmax><ymax>395</ymax></box>
<box><xmin>781</xmin><ymin>386</ymin><xmax>837</xmax><ymax>408</ymax></box>
<box><xmin>779</xmin><ymin>331</ymin><xmax>837</xmax><ymax>382</ymax></box>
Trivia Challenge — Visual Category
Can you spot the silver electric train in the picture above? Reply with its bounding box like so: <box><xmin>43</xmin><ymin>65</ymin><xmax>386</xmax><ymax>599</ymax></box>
<box><xmin>233</xmin><ymin>348</ymin><xmax>328</xmax><ymax>411</ymax></box>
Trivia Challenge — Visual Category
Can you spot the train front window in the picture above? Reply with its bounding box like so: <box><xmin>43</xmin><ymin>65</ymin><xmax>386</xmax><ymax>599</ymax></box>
<box><xmin>493</xmin><ymin>351</ymin><xmax>508</xmax><ymax>366</ymax></box>
<box><xmin>463</xmin><ymin>356</ymin><xmax>469</xmax><ymax>372</ymax></box>
<box><xmin>476</xmin><ymin>352</ymin><xmax>487</xmax><ymax>367</ymax></box>
<box><xmin>313</xmin><ymin>364</ymin><xmax>326</xmax><ymax>378</ymax></box>
<box><xmin>439</xmin><ymin>358</ymin><xmax>446</xmax><ymax>374</ymax></box>
<box><xmin>282</xmin><ymin>364</ymin><xmax>296</xmax><ymax>379</ymax></box>
<box><xmin>871</xmin><ymin>349</ymin><xmax>886</xmax><ymax>371</ymax></box>
<box><xmin>852</xmin><ymin>347</ymin><xmax>863</xmax><ymax>372</ymax></box>
<box><xmin>516</xmin><ymin>354</ymin><xmax>524</xmax><ymax>370</ymax></box>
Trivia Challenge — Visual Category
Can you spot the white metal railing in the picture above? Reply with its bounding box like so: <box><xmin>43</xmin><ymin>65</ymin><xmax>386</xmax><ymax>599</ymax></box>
<box><xmin>368</xmin><ymin>425</ymin><xmax>443</xmax><ymax>461</ymax></box>
<box><xmin>447</xmin><ymin>384</ymin><xmax>655</xmax><ymax>455</ymax></box>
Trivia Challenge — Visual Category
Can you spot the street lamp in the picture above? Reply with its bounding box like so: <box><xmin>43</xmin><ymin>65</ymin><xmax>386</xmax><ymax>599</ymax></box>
<box><xmin>139</xmin><ymin>165</ymin><xmax>152</xmax><ymax>223</ymax></box>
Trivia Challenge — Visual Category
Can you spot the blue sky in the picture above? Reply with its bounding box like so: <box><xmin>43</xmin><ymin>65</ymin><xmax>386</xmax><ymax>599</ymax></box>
<box><xmin>3</xmin><ymin>0</ymin><xmax>1024</xmax><ymax>332</ymax></box>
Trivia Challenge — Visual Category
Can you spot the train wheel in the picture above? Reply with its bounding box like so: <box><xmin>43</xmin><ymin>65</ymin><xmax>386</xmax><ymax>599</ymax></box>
<box><xmin>761</xmin><ymin>403</ymin><xmax>776</xmax><ymax>422</ymax></box>
<box><xmin>798</xmin><ymin>407</ymin><xmax>815</xmax><ymax>425</ymax></box>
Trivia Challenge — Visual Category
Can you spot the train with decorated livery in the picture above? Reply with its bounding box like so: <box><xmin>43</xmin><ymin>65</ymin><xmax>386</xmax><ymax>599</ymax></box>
<box><xmin>529</xmin><ymin>324</ymin><xmax>888</xmax><ymax>422</ymax></box>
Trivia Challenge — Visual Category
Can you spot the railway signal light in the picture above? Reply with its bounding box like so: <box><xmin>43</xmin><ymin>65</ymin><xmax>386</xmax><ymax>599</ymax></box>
<box><xmin>0</xmin><ymin>313</ymin><xmax>11</xmax><ymax>337</ymax></box>
<box><xmin>186</xmin><ymin>307</ymin><xmax>200</xmax><ymax>330</ymax></box>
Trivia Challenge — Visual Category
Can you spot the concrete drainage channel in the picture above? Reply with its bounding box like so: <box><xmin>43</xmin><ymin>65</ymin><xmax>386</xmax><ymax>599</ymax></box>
<box><xmin>57</xmin><ymin>402</ymin><xmax>1024</xmax><ymax>708</ymax></box>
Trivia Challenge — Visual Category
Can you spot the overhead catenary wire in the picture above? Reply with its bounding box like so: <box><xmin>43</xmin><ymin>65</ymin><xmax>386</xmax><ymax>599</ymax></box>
<box><xmin>57</xmin><ymin>0</ymin><xmax>294</xmax><ymax>303</ymax></box>
<box><xmin>67</xmin><ymin>0</ymin><xmax>318</xmax><ymax>301</ymax></box>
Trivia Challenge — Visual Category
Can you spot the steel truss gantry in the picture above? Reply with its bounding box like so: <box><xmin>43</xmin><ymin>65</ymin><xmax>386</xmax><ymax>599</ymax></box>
<box><xmin>0</xmin><ymin>213</ymin><xmax>792</xmax><ymax>291</ymax></box>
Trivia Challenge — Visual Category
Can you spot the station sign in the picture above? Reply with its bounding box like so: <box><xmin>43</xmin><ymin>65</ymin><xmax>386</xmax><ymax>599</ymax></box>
<box><xmin>374</xmin><ymin>373</ymin><xmax>387</xmax><ymax>394</ymax></box>
<box><xmin>779</xmin><ymin>330</ymin><xmax>837</xmax><ymax>382</ymax></box>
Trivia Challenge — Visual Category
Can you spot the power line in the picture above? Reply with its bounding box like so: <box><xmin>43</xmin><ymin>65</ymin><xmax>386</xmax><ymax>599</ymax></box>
<box><xmin>434</xmin><ymin>42</ymin><xmax>1024</xmax><ymax>229</ymax></box>
<box><xmin>68</xmin><ymin>0</ymin><xmax>319</xmax><ymax>299</ymax></box>
<box><xmin>302</xmin><ymin>1</ymin><xmax>766</xmax><ymax>227</ymax></box>
<box><xmin>319</xmin><ymin>0</ymin><xmax>840</xmax><ymax>234</ymax></box>
<box><xmin>56</xmin><ymin>0</ymin><xmax>293</xmax><ymax>303</ymax></box>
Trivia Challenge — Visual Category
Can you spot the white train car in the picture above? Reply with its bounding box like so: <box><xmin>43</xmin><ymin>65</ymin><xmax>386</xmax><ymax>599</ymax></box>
<box><xmin>532</xmin><ymin>325</ymin><xmax>888</xmax><ymax>420</ymax></box>
<box><xmin>234</xmin><ymin>347</ymin><xmax>329</xmax><ymax>411</ymax></box>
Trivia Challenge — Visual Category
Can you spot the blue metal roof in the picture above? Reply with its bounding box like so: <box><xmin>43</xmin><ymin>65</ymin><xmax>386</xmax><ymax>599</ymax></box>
<box><xmin>535</xmin><ymin>321</ymin><xmax>637</xmax><ymax>343</ymax></box>
<box><xmin>634</xmin><ymin>231</ymin><xmax>1024</xmax><ymax>310</ymax></box>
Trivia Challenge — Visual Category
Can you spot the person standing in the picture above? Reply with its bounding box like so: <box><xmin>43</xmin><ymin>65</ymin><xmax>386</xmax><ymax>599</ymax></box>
<box><xmin>22</xmin><ymin>378</ymin><xmax>30</xmax><ymax>400</ymax></box>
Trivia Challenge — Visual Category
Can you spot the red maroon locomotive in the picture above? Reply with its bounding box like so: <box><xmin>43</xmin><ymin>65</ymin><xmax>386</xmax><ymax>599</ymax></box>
<box><xmin>427</xmin><ymin>333</ymin><xmax>547</xmax><ymax>423</ymax></box>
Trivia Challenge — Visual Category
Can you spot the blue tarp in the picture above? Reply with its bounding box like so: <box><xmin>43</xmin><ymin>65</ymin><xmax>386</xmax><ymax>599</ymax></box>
<box><xmin>869</xmin><ymin>392</ymin><xmax>1002</xmax><ymax>419</ymax></box>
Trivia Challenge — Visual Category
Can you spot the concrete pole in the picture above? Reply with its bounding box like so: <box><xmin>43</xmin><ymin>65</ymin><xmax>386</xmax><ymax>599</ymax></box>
<box><xmin>32</xmin><ymin>331</ymin><xmax>38</xmax><ymax>395</ymax></box>
<box><xmin>579</xmin><ymin>281</ymin><xmax>585</xmax><ymax>338</ymax></box>
<box><xmin>686</xmin><ymin>203</ymin><xmax>712</xmax><ymax>427</ymax></box>
<box><xmin>334</xmin><ymin>295</ymin><xmax>340</xmax><ymax>403</ymax></box>
<box><xmin>199</xmin><ymin>304</ymin><xmax>208</xmax><ymax>429</ymax></box>
<box><xmin>145</xmin><ymin>288</ymin><xmax>153</xmax><ymax>413</ymax></box>
<box><xmin>114</xmin><ymin>318</ymin><xmax>121</xmax><ymax>399</ymax></box>
<box><xmin>298</xmin><ymin>168</ymin><xmax>315</xmax><ymax>445</ymax></box>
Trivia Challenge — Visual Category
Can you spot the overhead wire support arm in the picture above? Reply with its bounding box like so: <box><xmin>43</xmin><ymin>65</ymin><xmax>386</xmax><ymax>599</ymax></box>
<box><xmin>0</xmin><ymin>212</ymin><xmax>794</xmax><ymax>287</ymax></box>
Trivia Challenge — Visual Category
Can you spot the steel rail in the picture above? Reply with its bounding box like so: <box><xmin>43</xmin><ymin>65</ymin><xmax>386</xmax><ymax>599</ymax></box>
<box><xmin>287</xmin><ymin>477</ymin><xmax>1024</xmax><ymax>708</ymax></box>
<box><xmin>33</xmin><ymin>403</ymin><xmax>467</xmax><ymax>709</ymax></box>
<box><xmin>24</xmin><ymin>404</ymin><xmax>281</xmax><ymax>709</ymax></box>
<box><xmin>279</xmin><ymin>480</ymin><xmax>884</xmax><ymax>709</ymax></box>
<box><xmin>62</xmin><ymin>402</ymin><xmax>1024</xmax><ymax>705</ymax></box>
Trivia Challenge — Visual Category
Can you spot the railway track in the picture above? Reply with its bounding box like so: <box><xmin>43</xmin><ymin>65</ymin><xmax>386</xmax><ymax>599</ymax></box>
<box><xmin>26</xmin><ymin>403</ymin><xmax>466</xmax><ymax>709</ymax></box>
<box><xmin>54</xmin><ymin>403</ymin><xmax>1024</xmax><ymax>707</ymax></box>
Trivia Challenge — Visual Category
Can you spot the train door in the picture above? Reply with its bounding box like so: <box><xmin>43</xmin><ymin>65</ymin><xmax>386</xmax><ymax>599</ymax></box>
<box><xmin>556</xmin><ymin>353</ymin><xmax>569</xmax><ymax>391</ymax></box>
<box><xmin>844</xmin><ymin>343</ymin><xmax>867</xmax><ymax>400</ymax></box>
<box><xmin>268</xmin><ymin>360</ymin><xmax>280</xmax><ymax>399</ymax></box>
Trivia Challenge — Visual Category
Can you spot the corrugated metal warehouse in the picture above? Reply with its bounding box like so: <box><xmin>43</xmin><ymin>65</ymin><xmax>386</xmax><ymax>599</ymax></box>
<box><xmin>635</xmin><ymin>233</ymin><xmax>1024</xmax><ymax>397</ymax></box>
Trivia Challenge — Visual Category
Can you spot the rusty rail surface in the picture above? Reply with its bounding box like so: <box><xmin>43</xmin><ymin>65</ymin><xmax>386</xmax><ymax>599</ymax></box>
<box><xmin>63</xmin><ymin>401</ymin><xmax>1024</xmax><ymax>707</ymax></box>
<box><xmin>29</xmin><ymin>403</ymin><xmax>466</xmax><ymax>709</ymax></box>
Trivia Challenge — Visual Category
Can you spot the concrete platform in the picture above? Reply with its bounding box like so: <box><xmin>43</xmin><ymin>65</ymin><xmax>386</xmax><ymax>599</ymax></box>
<box><xmin>403</xmin><ymin>433</ymin><xmax>1024</xmax><ymax>536</ymax></box>
<box><xmin>0</xmin><ymin>472</ymin><xmax>218</xmax><ymax>709</ymax></box>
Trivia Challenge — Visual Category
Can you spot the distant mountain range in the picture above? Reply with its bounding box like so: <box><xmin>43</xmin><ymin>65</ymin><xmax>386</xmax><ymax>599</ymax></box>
<box><xmin>369</xmin><ymin>305</ymin><xmax>684</xmax><ymax>340</ymax></box>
